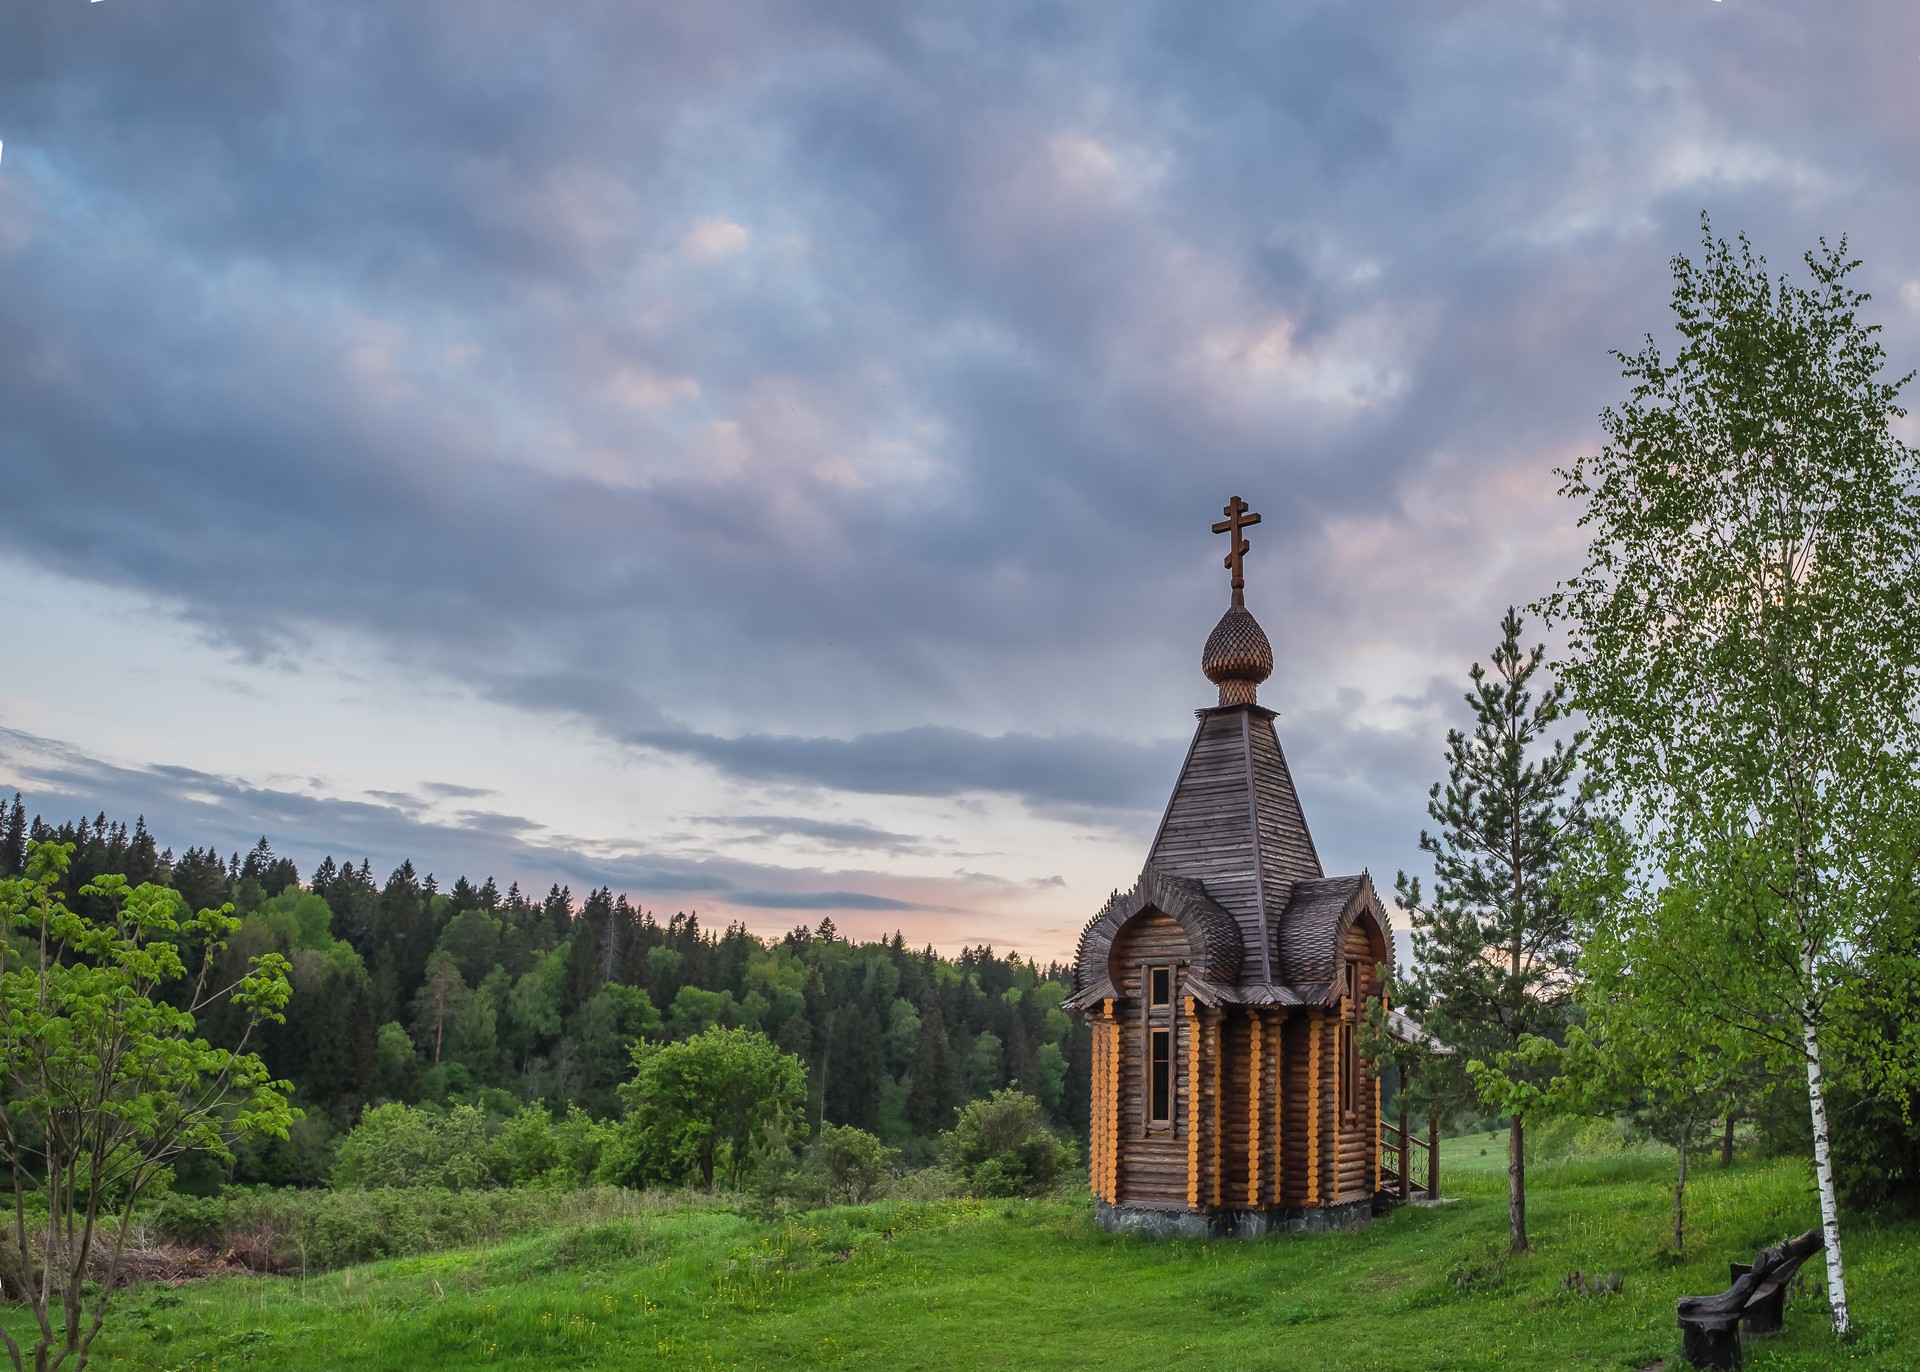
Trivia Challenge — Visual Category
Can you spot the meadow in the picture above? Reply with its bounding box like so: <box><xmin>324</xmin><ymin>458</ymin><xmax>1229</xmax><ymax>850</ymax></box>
<box><xmin>32</xmin><ymin>1136</ymin><xmax>1919</xmax><ymax>1371</ymax></box>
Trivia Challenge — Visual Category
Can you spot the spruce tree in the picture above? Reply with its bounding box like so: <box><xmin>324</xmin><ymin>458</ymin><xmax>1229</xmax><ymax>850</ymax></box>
<box><xmin>907</xmin><ymin>1007</ymin><xmax>962</xmax><ymax>1135</ymax></box>
<box><xmin>1395</xmin><ymin>607</ymin><xmax>1586</xmax><ymax>1254</ymax></box>
<box><xmin>825</xmin><ymin>1006</ymin><xmax>885</xmax><ymax>1132</ymax></box>
<box><xmin>0</xmin><ymin>793</ymin><xmax>25</xmax><ymax>878</ymax></box>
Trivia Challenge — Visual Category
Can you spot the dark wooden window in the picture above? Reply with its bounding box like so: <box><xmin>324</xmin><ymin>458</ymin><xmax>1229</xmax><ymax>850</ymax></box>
<box><xmin>1141</xmin><ymin>964</ymin><xmax>1179</xmax><ymax>1135</ymax></box>
<box><xmin>1339</xmin><ymin>1022</ymin><xmax>1356</xmax><ymax>1115</ymax></box>
<box><xmin>1340</xmin><ymin>958</ymin><xmax>1361</xmax><ymax>1117</ymax></box>
<box><xmin>1149</xmin><ymin>1028</ymin><xmax>1172</xmax><ymax>1122</ymax></box>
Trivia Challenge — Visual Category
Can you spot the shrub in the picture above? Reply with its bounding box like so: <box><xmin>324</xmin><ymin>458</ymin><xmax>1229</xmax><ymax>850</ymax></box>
<box><xmin>330</xmin><ymin>1103</ymin><xmax>495</xmax><ymax>1190</ymax></box>
<box><xmin>488</xmin><ymin>1105</ymin><xmax>611</xmax><ymax>1188</ymax></box>
<box><xmin>810</xmin><ymin>1125</ymin><xmax>896</xmax><ymax>1204</ymax></box>
<box><xmin>942</xmin><ymin>1089</ymin><xmax>1075</xmax><ymax>1197</ymax></box>
<box><xmin>144</xmin><ymin>1185</ymin><xmax>655</xmax><ymax>1271</ymax></box>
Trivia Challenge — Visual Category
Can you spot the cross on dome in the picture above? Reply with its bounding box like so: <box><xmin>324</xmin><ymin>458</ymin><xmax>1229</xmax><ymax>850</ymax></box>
<box><xmin>1211</xmin><ymin>496</ymin><xmax>1261</xmax><ymax>607</ymax></box>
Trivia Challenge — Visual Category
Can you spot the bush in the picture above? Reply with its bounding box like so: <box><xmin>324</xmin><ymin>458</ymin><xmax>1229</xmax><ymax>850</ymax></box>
<box><xmin>488</xmin><ymin>1105</ymin><xmax>611</xmax><ymax>1188</ymax></box>
<box><xmin>810</xmin><ymin>1125</ymin><xmax>895</xmax><ymax>1204</ymax></box>
<box><xmin>942</xmin><ymin>1089</ymin><xmax>1074</xmax><ymax>1197</ymax></box>
<box><xmin>144</xmin><ymin>1186</ymin><xmax>654</xmax><ymax>1271</ymax></box>
<box><xmin>330</xmin><ymin>1103</ymin><xmax>495</xmax><ymax>1190</ymax></box>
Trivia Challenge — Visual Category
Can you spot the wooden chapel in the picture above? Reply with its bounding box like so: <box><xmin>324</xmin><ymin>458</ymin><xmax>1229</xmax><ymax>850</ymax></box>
<box><xmin>1065</xmin><ymin>497</ymin><xmax>1401</xmax><ymax>1236</ymax></box>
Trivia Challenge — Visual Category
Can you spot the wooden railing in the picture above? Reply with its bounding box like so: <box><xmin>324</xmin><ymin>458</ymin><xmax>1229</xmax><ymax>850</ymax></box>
<box><xmin>1379</xmin><ymin>1110</ymin><xmax>1439</xmax><ymax>1201</ymax></box>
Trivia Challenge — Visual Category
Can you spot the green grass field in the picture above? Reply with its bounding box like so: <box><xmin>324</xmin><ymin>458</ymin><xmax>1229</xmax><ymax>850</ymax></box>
<box><xmin>29</xmin><ymin>1139</ymin><xmax>1920</xmax><ymax>1370</ymax></box>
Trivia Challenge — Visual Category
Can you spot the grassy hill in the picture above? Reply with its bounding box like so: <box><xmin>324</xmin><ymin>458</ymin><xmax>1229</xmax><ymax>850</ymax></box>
<box><xmin>43</xmin><ymin>1138</ymin><xmax>1920</xmax><ymax>1370</ymax></box>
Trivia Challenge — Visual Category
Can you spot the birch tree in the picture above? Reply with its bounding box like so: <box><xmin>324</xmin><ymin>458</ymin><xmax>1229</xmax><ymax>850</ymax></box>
<box><xmin>1546</xmin><ymin>219</ymin><xmax>1920</xmax><ymax>1334</ymax></box>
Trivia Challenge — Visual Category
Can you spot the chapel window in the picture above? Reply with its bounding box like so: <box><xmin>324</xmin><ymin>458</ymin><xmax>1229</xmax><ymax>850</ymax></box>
<box><xmin>1149</xmin><ymin>1028</ymin><xmax>1172</xmax><ymax>1123</ymax></box>
<box><xmin>1340</xmin><ymin>958</ymin><xmax>1362</xmax><ymax>1116</ymax></box>
<box><xmin>1142</xmin><ymin>964</ymin><xmax>1178</xmax><ymax>1132</ymax></box>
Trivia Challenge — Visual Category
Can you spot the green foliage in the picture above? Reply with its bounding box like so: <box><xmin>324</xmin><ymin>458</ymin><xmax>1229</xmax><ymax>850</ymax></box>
<box><xmin>144</xmin><ymin>1184</ymin><xmax>652</xmax><ymax>1272</ymax></box>
<box><xmin>941</xmin><ymin>1089</ymin><xmax>1073</xmax><ymax>1197</ymax></box>
<box><xmin>1546</xmin><ymin>218</ymin><xmax>1920</xmax><ymax>1331</ymax></box>
<box><xmin>808</xmin><ymin>1125</ymin><xmax>896</xmax><ymax>1205</ymax></box>
<box><xmin>603</xmin><ymin>1027</ymin><xmax>808</xmax><ymax>1192</ymax></box>
<box><xmin>374</xmin><ymin>1020</ymin><xmax>420</xmax><ymax>1103</ymax></box>
<box><xmin>250</xmin><ymin>888</ymin><xmax>339</xmax><ymax>952</ymax></box>
<box><xmin>331</xmin><ymin>1103</ymin><xmax>495</xmax><ymax>1190</ymax></box>
<box><xmin>0</xmin><ymin>840</ymin><xmax>295</xmax><ymax>1372</ymax></box>
<box><xmin>488</xmin><ymin>1105</ymin><xmax>612</xmax><ymax>1189</ymax></box>
<box><xmin>4</xmin><ymin>799</ymin><xmax>1091</xmax><ymax>1189</ymax></box>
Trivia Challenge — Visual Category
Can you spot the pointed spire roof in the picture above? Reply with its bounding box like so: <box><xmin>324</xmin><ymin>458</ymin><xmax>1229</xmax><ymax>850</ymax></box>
<box><xmin>1144</xmin><ymin>703</ymin><xmax>1322</xmax><ymax>985</ymax></box>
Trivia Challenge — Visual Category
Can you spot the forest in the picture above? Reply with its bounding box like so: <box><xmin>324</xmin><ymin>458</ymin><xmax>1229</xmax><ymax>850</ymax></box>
<box><xmin>0</xmin><ymin>793</ymin><xmax>1091</xmax><ymax>1189</ymax></box>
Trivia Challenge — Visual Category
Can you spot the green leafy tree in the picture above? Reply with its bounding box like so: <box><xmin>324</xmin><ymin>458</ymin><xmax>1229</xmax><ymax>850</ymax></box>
<box><xmin>1560</xmin><ymin>888</ymin><xmax>1768</xmax><ymax>1255</ymax></box>
<box><xmin>942</xmin><ymin>1088</ymin><xmax>1074</xmax><ymax>1197</ymax></box>
<box><xmin>0</xmin><ymin>841</ymin><xmax>295</xmax><ymax>1372</ymax></box>
<box><xmin>604</xmin><ymin>1027</ymin><xmax>806</xmax><ymax>1192</ymax></box>
<box><xmin>1393</xmin><ymin>608</ymin><xmax>1587</xmax><ymax>1253</ymax></box>
<box><xmin>410</xmin><ymin>950</ymin><xmax>468</xmax><ymax>1064</ymax></box>
<box><xmin>1545</xmin><ymin>221</ymin><xmax>1920</xmax><ymax>1331</ymax></box>
<box><xmin>1825</xmin><ymin>841</ymin><xmax>1920</xmax><ymax>1211</ymax></box>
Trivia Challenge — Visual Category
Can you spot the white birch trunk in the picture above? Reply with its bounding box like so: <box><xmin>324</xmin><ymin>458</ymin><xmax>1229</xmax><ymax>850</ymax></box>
<box><xmin>1801</xmin><ymin>1005</ymin><xmax>1850</xmax><ymax>1334</ymax></box>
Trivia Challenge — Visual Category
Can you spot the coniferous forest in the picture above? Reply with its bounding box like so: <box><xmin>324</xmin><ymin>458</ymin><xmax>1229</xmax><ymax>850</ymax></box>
<box><xmin>0</xmin><ymin>793</ymin><xmax>1091</xmax><ymax>1188</ymax></box>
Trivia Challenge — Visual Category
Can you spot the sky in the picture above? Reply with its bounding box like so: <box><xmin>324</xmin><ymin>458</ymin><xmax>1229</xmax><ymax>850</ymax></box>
<box><xmin>2</xmin><ymin>0</ymin><xmax>1918</xmax><ymax>964</ymax></box>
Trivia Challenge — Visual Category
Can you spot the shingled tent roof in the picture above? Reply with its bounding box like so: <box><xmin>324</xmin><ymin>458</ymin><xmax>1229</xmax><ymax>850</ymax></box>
<box><xmin>1067</xmin><ymin>703</ymin><xmax>1392</xmax><ymax>1010</ymax></box>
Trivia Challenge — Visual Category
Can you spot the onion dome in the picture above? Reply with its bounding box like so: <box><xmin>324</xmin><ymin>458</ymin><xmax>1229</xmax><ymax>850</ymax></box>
<box><xmin>1203</xmin><ymin>604</ymin><xmax>1273</xmax><ymax>707</ymax></box>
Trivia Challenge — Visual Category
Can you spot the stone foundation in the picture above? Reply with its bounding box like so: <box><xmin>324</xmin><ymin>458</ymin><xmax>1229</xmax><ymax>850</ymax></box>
<box><xmin>1095</xmin><ymin>1196</ymin><xmax>1373</xmax><ymax>1239</ymax></box>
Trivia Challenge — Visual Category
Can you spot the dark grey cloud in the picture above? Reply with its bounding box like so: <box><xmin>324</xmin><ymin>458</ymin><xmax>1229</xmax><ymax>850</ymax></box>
<box><xmin>3</xmin><ymin>0</ymin><xmax>1918</xmax><ymax>925</ymax></box>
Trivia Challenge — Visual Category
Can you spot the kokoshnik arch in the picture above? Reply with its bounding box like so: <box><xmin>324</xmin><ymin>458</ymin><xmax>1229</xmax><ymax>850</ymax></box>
<box><xmin>1066</xmin><ymin>497</ymin><xmax>1416</xmax><ymax>1238</ymax></box>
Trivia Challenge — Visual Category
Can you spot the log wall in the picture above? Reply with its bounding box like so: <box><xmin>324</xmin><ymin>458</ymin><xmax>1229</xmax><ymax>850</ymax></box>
<box><xmin>1109</xmin><ymin>911</ymin><xmax>1192</xmax><ymax>1206</ymax></box>
<box><xmin>1333</xmin><ymin>918</ymin><xmax>1384</xmax><ymax>1203</ymax></box>
<box><xmin>1087</xmin><ymin>905</ymin><xmax>1393</xmax><ymax>1216</ymax></box>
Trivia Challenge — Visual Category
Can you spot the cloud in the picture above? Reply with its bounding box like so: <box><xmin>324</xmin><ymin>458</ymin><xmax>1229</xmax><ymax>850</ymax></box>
<box><xmin>703</xmin><ymin>813</ymin><xmax>936</xmax><ymax>856</ymax></box>
<box><xmin>678</xmin><ymin>216</ymin><xmax>751</xmax><ymax>261</ymax></box>
<box><xmin>634</xmin><ymin>725</ymin><xmax>1181</xmax><ymax>815</ymax></box>
<box><xmin>725</xmin><ymin>890</ymin><xmax>942</xmax><ymax>912</ymax></box>
<box><xmin>0</xmin><ymin>723</ymin><xmax>966</xmax><ymax>925</ymax></box>
<box><xmin>423</xmin><ymin>781</ymin><xmax>496</xmax><ymax>800</ymax></box>
<box><xmin>2</xmin><ymin>0</ymin><xmax>1918</xmax><ymax>959</ymax></box>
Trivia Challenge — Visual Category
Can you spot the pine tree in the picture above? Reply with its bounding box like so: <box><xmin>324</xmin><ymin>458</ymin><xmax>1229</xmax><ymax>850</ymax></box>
<box><xmin>410</xmin><ymin>952</ymin><xmax>468</xmax><ymax>1064</ymax></box>
<box><xmin>1395</xmin><ymin>607</ymin><xmax>1587</xmax><ymax>1254</ymax></box>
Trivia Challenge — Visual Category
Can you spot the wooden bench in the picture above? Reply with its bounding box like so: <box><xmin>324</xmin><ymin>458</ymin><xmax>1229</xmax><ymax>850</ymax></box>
<box><xmin>1675</xmin><ymin>1228</ymin><xmax>1824</xmax><ymax>1369</ymax></box>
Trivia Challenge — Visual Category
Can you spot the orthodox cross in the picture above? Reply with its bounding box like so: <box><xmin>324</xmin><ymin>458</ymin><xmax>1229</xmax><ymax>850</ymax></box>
<box><xmin>1211</xmin><ymin>495</ymin><xmax>1261</xmax><ymax>607</ymax></box>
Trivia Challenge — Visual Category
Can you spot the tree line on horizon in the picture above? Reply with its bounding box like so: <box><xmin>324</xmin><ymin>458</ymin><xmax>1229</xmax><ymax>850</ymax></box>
<box><xmin>0</xmin><ymin>794</ymin><xmax>1092</xmax><ymax>1189</ymax></box>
